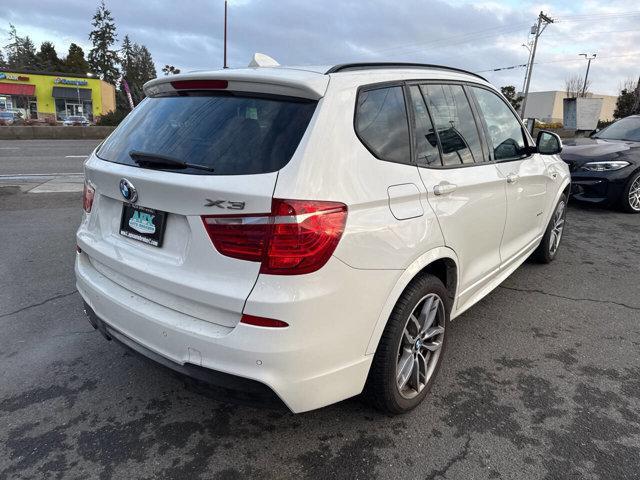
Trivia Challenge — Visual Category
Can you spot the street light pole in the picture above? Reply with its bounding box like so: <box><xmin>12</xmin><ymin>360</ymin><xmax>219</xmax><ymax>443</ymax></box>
<box><xmin>579</xmin><ymin>53</ymin><xmax>597</xmax><ymax>97</ymax></box>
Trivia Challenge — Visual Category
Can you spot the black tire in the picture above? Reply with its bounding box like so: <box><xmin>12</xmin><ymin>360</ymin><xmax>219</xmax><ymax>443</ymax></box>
<box><xmin>534</xmin><ymin>193</ymin><xmax>568</xmax><ymax>264</ymax></box>
<box><xmin>619</xmin><ymin>171</ymin><xmax>640</xmax><ymax>214</ymax></box>
<box><xmin>364</xmin><ymin>274</ymin><xmax>450</xmax><ymax>414</ymax></box>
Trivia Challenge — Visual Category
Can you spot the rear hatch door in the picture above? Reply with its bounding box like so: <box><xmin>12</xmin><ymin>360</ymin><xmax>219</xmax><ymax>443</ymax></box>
<box><xmin>79</xmin><ymin>79</ymin><xmax>321</xmax><ymax>328</ymax></box>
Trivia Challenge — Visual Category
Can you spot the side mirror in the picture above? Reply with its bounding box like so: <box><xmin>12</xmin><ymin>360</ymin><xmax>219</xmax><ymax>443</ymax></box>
<box><xmin>589</xmin><ymin>128</ymin><xmax>600</xmax><ymax>138</ymax></box>
<box><xmin>536</xmin><ymin>130</ymin><xmax>562</xmax><ymax>155</ymax></box>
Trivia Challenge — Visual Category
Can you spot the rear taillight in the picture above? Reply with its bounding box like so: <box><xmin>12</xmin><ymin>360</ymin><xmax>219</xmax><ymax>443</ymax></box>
<box><xmin>82</xmin><ymin>181</ymin><xmax>95</xmax><ymax>213</ymax></box>
<box><xmin>202</xmin><ymin>199</ymin><xmax>347</xmax><ymax>275</ymax></box>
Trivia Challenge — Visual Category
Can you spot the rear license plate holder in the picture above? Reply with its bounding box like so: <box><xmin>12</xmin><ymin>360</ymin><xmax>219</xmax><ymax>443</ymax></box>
<box><xmin>119</xmin><ymin>203</ymin><xmax>167</xmax><ymax>247</ymax></box>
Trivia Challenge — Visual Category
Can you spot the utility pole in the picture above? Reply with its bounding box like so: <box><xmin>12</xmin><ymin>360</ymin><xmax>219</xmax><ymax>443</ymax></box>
<box><xmin>520</xmin><ymin>42</ymin><xmax>533</xmax><ymax>94</ymax></box>
<box><xmin>579</xmin><ymin>53</ymin><xmax>596</xmax><ymax>97</ymax></box>
<box><xmin>520</xmin><ymin>11</ymin><xmax>555</xmax><ymax>118</ymax></box>
<box><xmin>223</xmin><ymin>0</ymin><xmax>228</xmax><ymax>69</ymax></box>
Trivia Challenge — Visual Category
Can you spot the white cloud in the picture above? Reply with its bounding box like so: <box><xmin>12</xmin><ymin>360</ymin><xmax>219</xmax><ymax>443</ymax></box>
<box><xmin>1</xmin><ymin>0</ymin><xmax>638</xmax><ymax>95</ymax></box>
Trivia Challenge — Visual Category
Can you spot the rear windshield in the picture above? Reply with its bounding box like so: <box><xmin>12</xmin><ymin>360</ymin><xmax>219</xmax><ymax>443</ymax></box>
<box><xmin>97</xmin><ymin>93</ymin><xmax>317</xmax><ymax>175</ymax></box>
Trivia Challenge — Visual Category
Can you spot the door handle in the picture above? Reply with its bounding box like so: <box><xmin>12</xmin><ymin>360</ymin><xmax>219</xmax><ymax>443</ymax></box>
<box><xmin>506</xmin><ymin>173</ymin><xmax>519</xmax><ymax>184</ymax></box>
<box><xmin>433</xmin><ymin>182</ymin><xmax>457</xmax><ymax>196</ymax></box>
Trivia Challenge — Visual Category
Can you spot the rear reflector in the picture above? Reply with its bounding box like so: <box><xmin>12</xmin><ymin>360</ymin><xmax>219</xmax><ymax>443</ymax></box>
<box><xmin>202</xmin><ymin>199</ymin><xmax>347</xmax><ymax>275</ymax></box>
<box><xmin>241</xmin><ymin>314</ymin><xmax>289</xmax><ymax>328</ymax></box>
<box><xmin>171</xmin><ymin>80</ymin><xmax>228</xmax><ymax>90</ymax></box>
<box><xmin>82</xmin><ymin>181</ymin><xmax>95</xmax><ymax>213</ymax></box>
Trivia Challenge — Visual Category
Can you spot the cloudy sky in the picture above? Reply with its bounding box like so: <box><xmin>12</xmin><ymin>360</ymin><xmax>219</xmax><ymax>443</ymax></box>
<box><xmin>2</xmin><ymin>0</ymin><xmax>639</xmax><ymax>95</ymax></box>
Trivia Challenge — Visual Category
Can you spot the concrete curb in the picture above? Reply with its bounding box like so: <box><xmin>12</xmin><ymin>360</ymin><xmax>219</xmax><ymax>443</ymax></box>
<box><xmin>0</xmin><ymin>126</ymin><xmax>115</xmax><ymax>140</ymax></box>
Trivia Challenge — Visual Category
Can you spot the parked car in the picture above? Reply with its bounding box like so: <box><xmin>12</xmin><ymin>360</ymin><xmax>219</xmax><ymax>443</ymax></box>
<box><xmin>0</xmin><ymin>111</ymin><xmax>24</xmax><ymax>125</ymax></box>
<box><xmin>63</xmin><ymin>115</ymin><xmax>91</xmax><ymax>126</ymax></box>
<box><xmin>75</xmin><ymin>63</ymin><xmax>570</xmax><ymax>413</ymax></box>
<box><xmin>561</xmin><ymin>115</ymin><xmax>640</xmax><ymax>213</ymax></box>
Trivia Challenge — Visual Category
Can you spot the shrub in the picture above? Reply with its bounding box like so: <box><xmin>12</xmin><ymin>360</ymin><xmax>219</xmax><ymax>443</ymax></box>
<box><xmin>97</xmin><ymin>109</ymin><xmax>128</xmax><ymax>126</ymax></box>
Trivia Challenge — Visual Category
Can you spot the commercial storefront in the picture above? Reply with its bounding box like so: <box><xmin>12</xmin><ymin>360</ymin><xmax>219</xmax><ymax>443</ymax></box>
<box><xmin>0</xmin><ymin>70</ymin><xmax>116</xmax><ymax>122</ymax></box>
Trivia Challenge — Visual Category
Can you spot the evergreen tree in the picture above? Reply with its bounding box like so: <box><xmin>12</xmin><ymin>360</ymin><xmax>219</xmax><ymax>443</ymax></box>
<box><xmin>5</xmin><ymin>25</ymin><xmax>38</xmax><ymax>69</ymax></box>
<box><xmin>88</xmin><ymin>0</ymin><xmax>119</xmax><ymax>84</ymax></box>
<box><xmin>613</xmin><ymin>88</ymin><xmax>640</xmax><ymax>119</ymax></box>
<box><xmin>0</xmin><ymin>50</ymin><xmax>6</xmax><ymax>69</ymax></box>
<box><xmin>119</xmin><ymin>37</ymin><xmax>156</xmax><ymax>104</ymax></box>
<box><xmin>36</xmin><ymin>41</ymin><xmax>61</xmax><ymax>71</ymax></box>
<box><xmin>500</xmin><ymin>85</ymin><xmax>524</xmax><ymax>111</ymax></box>
<box><xmin>64</xmin><ymin>43</ymin><xmax>90</xmax><ymax>74</ymax></box>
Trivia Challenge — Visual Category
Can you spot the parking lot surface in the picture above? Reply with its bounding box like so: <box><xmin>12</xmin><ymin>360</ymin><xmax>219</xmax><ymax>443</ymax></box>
<box><xmin>1</xmin><ymin>140</ymin><xmax>639</xmax><ymax>479</ymax></box>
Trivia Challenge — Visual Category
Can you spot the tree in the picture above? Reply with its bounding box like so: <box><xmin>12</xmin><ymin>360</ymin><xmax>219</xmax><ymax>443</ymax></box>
<box><xmin>119</xmin><ymin>36</ymin><xmax>157</xmax><ymax>105</ymax></box>
<box><xmin>5</xmin><ymin>24</ymin><xmax>38</xmax><ymax>69</ymax></box>
<box><xmin>64</xmin><ymin>43</ymin><xmax>90</xmax><ymax>74</ymax></box>
<box><xmin>36</xmin><ymin>41</ymin><xmax>61</xmax><ymax>71</ymax></box>
<box><xmin>613</xmin><ymin>79</ymin><xmax>640</xmax><ymax>119</ymax></box>
<box><xmin>500</xmin><ymin>85</ymin><xmax>523</xmax><ymax>111</ymax></box>
<box><xmin>0</xmin><ymin>50</ymin><xmax>6</xmax><ymax>69</ymax></box>
<box><xmin>88</xmin><ymin>0</ymin><xmax>119</xmax><ymax>84</ymax></box>
<box><xmin>565</xmin><ymin>74</ymin><xmax>590</xmax><ymax>98</ymax></box>
<box><xmin>162</xmin><ymin>64</ymin><xmax>181</xmax><ymax>75</ymax></box>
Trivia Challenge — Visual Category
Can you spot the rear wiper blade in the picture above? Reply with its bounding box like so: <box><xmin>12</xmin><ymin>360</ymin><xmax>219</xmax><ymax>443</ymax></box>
<box><xmin>129</xmin><ymin>150</ymin><xmax>214</xmax><ymax>172</ymax></box>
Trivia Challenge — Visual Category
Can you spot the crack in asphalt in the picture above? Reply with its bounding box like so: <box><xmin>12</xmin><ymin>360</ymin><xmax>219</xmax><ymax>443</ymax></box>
<box><xmin>0</xmin><ymin>290</ymin><xmax>78</xmax><ymax>319</ymax></box>
<box><xmin>424</xmin><ymin>436</ymin><xmax>472</xmax><ymax>480</ymax></box>
<box><xmin>498</xmin><ymin>285</ymin><xmax>640</xmax><ymax>311</ymax></box>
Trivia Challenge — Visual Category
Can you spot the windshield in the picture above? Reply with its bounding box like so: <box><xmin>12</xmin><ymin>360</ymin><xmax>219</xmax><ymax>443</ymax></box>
<box><xmin>594</xmin><ymin>116</ymin><xmax>640</xmax><ymax>141</ymax></box>
<box><xmin>97</xmin><ymin>93</ymin><xmax>317</xmax><ymax>175</ymax></box>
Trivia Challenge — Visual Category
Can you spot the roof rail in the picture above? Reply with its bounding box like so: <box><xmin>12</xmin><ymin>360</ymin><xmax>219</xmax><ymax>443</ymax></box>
<box><xmin>325</xmin><ymin>62</ymin><xmax>487</xmax><ymax>81</ymax></box>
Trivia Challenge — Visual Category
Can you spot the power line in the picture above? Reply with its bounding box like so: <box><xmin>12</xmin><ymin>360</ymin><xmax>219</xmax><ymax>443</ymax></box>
<box><xmin>476</xmin><ymin>52</ymin><xmax>640</xmax><ymax>73</ymax></box>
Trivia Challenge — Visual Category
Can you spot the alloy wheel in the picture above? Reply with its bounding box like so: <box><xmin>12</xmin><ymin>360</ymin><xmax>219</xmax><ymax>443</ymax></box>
<box><xmin>629</xmin><ymin>176</ymin><xmax>640</xmax><ymax>212</ymax></box>
<box><xmin>549</xmin><ymin>200</ymin><xmax>566</xmax><ymax>255</ymax></box>
<box><xmin>395</xmin><ymin>294</ymin><xmax>445</xmax><ymax>399</ymax></box>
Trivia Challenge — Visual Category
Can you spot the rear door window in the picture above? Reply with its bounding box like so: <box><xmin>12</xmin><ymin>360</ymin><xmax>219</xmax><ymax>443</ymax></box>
<box><xmin>97</xmin><ymin>93</ymin><xmax>317</xmax><ymax>175</ymax></box>
<box><xmin>408</xmin><ymin>85</ymin><xmax>442</xmax><ymax>167</ymax></box>
<box><xmin>420</xmin><ymin>84</ymin><xmax>484</xmax><ymax>166</ymax></box>
<box><xmin>355</xmin><ymin>86</ymin><xmax>411</xmax><ymax>164</ymax></box>
<box><xmin>471</xmin><ymin>87</ymin><xmax>527</xmax><ymax>161</ymax></box>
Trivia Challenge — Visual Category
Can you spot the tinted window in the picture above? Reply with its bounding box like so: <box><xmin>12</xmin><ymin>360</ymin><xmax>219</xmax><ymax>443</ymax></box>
<box><xmin>408</xmin><ymin>86</ymin><xmax>441</xmax><ymax>166</ymax></box>
<box><xmin>420</xmin><ymin>84</ymin><xmax>484</xmax><ymax>165</ymax></box>
<box><xmin>472</xmin><ymin>87</ymin><xmax>527</xmax><ymax>160</ymax></box>
<box><xmin>356</xmin><ymin>86</ymin><xmax>411</xmax><ymax>164</ymax></box>
<box><xmin>97</xmin><ymin>94</ymin><xmax>317</xmax><ymax>175</ymax></box>
<box><xmin>594</xmin><ymin>116</ymin><xmax>640</xmax><ymax>141</ymax></box>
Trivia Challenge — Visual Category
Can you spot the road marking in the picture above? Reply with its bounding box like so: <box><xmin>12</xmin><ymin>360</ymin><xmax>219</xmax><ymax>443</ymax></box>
<box><xmin>65</xmin><ymin>155</ymin><xmax>88</xmax><ymax>158</ymax></box>
<box><xmin>0</xmin><ymin>172</ymin><xmax>83</xmax><ymax>178</ymax></box>
<box><xmin>0</xmin><ymin>147</ymin><xmax>19</xmax><ymax>150</ymax></box>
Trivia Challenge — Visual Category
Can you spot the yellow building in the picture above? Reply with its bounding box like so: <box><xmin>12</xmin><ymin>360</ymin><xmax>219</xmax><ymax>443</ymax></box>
<box><xmin>0</xmin><ymin>70</ymin><xmax>115</xmax><ymax>122</ymax></box>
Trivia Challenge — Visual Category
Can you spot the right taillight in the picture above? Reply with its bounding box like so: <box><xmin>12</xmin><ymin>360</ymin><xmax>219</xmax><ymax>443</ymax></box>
<box><xmin>82</xmin><ymin>181</ymin><xmax>95</xmax><ymax>213</ymax></box>
<box><xmin>202</xmin><ymin>199</ymin><xmax>347</xmax><ymax>275</ymax></box>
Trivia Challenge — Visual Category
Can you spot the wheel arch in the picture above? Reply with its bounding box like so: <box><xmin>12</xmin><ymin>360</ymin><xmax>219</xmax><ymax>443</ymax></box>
<box><xmin>365</xmin><ymin>246</ymin><xmax>459</xmax><ymax>355</ymax></box>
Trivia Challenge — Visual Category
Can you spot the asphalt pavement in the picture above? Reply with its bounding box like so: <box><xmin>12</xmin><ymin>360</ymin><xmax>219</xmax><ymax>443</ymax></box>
<box><xmin>0</xmin><ymin>139</ymin><xmax>98</xmax><ymax>176</ymax></box>
<box><xmin>1</xmin><ymin>140</ymin><xmax>639</xmax><ymax>480</ymax></box>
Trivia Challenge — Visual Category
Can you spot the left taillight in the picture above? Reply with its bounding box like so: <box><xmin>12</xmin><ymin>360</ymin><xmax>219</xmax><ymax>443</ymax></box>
<box><xmin>82</xmin><ymin>181</ymin><xmax>95</xmax><ymax>213</ymax></box>
<box><xmin>202</xmin><ymin>199</ymin><xmax>348</xmax><ymax>275</ymax></box>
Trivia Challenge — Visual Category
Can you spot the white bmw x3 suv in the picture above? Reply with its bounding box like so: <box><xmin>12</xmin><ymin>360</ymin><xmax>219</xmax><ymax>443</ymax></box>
<box><xmin>75</xmin><ymin>62</ymin><xmax>570</xmax><ymax>414</ymax></box>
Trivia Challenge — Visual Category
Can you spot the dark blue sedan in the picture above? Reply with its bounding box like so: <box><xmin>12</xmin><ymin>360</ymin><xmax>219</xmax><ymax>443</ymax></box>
<box><xmin>561</xmin><ymin>115</ymin><xmax>640</xmax><ymax>213</ymax></box>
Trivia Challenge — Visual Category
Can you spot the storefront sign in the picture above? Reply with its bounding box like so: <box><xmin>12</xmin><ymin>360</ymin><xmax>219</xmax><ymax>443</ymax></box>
<box><xmin>0</xmin><ymin>73</ymin><xmax>30</xmax><ymax>81</ymax></box>
<box><xmin>54</xmin><ymin>77</ymin><xmax>89</xmax><ymax>86</ymax></box>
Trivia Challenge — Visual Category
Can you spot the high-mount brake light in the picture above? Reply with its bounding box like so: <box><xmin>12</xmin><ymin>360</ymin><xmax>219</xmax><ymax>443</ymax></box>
<box><xmin>170</xmin><ymin>80</ymin><xmax>228</xmax><ymax>90</ymax></box>
<box><xmin>202</xmin><ymin>199</ymin><xmax>347</xmax><ymax>275</ymax></box>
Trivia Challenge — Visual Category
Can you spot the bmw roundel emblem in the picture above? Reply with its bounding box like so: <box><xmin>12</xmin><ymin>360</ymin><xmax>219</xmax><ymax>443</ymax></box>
<box><xmin>119</xmin><ymin>178</ymin><xmax>138</xmax><ymax>203</ymax></box>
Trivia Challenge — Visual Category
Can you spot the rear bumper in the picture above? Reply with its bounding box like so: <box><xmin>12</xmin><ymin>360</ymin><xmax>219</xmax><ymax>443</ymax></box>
<box><xmin>75</xmin><ymin>251</ymin><xmax>400</xmax><ymax>413</ymax></box>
